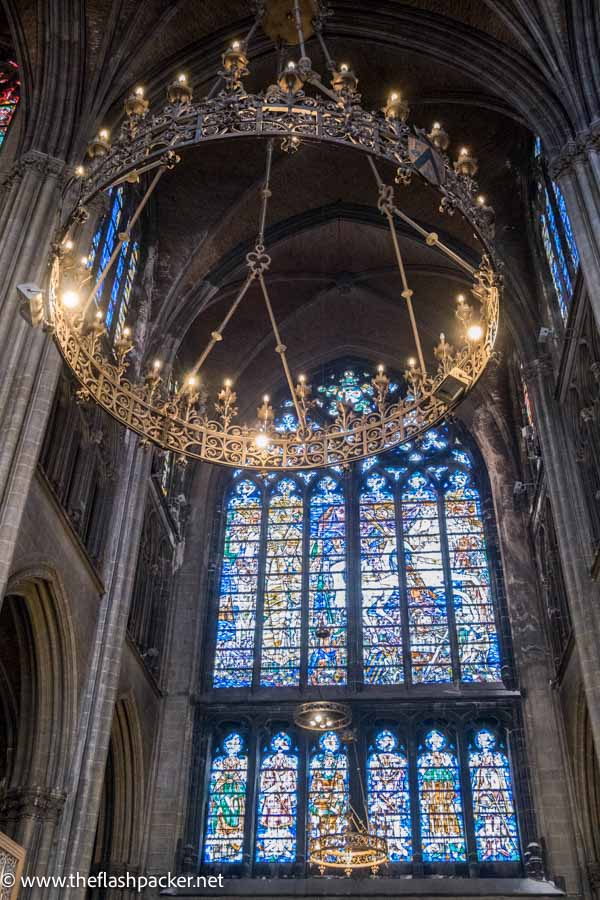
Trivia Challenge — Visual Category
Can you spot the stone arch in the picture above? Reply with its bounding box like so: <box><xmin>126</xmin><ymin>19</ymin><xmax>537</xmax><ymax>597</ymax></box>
<box><xmin>91</xmin><ymin>693</ymin><xmax>146</xmax><ymax>881</ymax></box>
<box><xmin>0</xmin><ymin>564</ymin><xmax>78</xmax><ymax>877</ymax></box>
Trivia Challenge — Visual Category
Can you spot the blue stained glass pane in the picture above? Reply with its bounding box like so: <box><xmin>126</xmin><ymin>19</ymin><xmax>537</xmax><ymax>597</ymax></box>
<box><xmin>360</xmin><ymin>474</ymin><xmax>403</xmax><ymax>685</ymax></box>
<box><xmin>469</xmin><ymin>729</ymin><xmax>520</xmax><ymax>861</ymax></box>
<box><xmin>418</xmin><ymin>729</ymin><xmax>466</xmax><ymax>862</ymax></box>
<box><xmin>444</xmin><ymin>471</ymin><xmax>501</xmax><ymax>682</ymax></box>
<box><xmin>213</xmin><ymin>481</ymin><xmax>262</xmax><ymax>688</ymax></box>
<box><xmin>204</xmin><ymin>732</ymin><xmax>248</xmax><ymax>863</ymax></box>
<box><xmin>540</xmin><ymin>212</ymin><xmax>568</xmax><ymax>319</ymax></box>
<box><xmin>315</xmin><ymin>368</ymin><xmax>399</xmax><ymax>418</ymax></box>
<box><xmin>308</xmin><ymin>732</ymin><xmax>349</xmax><ymax>860</ymax></box>
<box><xmin>534</xmin><ymin>136</ymin><xmax>542</xmax><ymax>158</ymax></box>
<box><xmin>367</xmin><ymin>730</ymin><xmax>411</xmax><ymax>860</ymax></box>
<box><xmin>115</xmin><ymin>241</ymin><xmax>139</xmax><ymax>338</ymax></box>
<box><xmin>554</xmin><ymin>182</ymin><xmax>580</xmax><ymax>271</ymax></box>
<box><xmin>260</xmin><ymin>479</ymin><xmax>303</xmax><ymax>687</ymax></box>
<box><xmin>94</xmin><ymin>188</ymin><xmax>123</xmax><ymax>301</ymax></box>
<box><xmin>309</xmin><ymin>477</ymin><xmax>347</xmax><ymax>685</ymax></box>
<box><xmin>255</xmin><ymin>732</ymin><xmax>298</xmax><ymax>863</ymax></box>
<box><xmin>402</xmin><ymin>474</ymin><xmax>451</xmax><ymax>683</ymax></box>
<box><xmin>544</xmin><ymin>188</ymin><xmax>572</xmax><ymax>295</ymax></box>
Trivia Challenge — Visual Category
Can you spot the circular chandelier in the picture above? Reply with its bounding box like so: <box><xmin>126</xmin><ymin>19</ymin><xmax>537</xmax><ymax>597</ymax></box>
<box><xmin>294</xmin><ymin>702</ymin><xmax>388</xmax><ymax>876</ymax></box>
<box><xmin>42</xmin><ymin>0</ymin><xmax>500</xmax><ymax>471</ymax></box>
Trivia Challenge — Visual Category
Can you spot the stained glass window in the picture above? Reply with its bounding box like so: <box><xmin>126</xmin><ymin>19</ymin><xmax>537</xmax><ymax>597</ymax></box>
<box><xmin>469</xmin><ymin>728</ymin><xmax>520</xmax><ymax>861</ymax></box>
<box><xmin>418</xmin><ymin>729</ymin><xmax>466</xmax><ymax>862</ymax></box>
<box><xmin>315</xmin><ymin>367</ymin><xmax>400</xmax><ymax>417</ymax></box>
<box><xmin>444</xmin><ymin>471</ymin><xmax>501</xmax><ymax>681</ymax></box>
<box><xmin>308</xmin><ymin>731</ymin><xmax>349</xmax><ymax>860</ymax></box>
<box><xmin>204</xmin><ymin>732</ymin><xmax>248</xmax><ymax>863</ymax></box>
<box><xmin>367</xmin><ymin>730</ymin><xmax>411</xmax><ymax>861</ymax></box>
<box><xmin>213</xmin><ymin>480</ymin><xmax>262</xmax><ymax>688</ymax></box>
<box><xmin>261</xmin><ymin>480</ymin><xmax>303</xmax><ymax>687</ymax></box>
<box><xmin>0</xmin><ymin>60</ymin><xmax>19</xmax><ymax>146</ymax></box>
<box><xmin>309</xmin><ymin>477</ymin><xmax>347</xmax><ymax>685</ymax></box>
<box><xmin>534</xmin><ymin>137</ymin><xmax>580</xmax><ymax>319</ymax></box>
<box><xmin>403</xmin><ymin>474</ymin><xmax>451</xmax><ymax>683</ymax></box>
<box><xmin>360</xmin><ymin>474</ymin><xmax>403</xmax><ymax>685</ymax></box>
<box><xmin>256</xmin><ymin>732</ymin><xmax>299</xmax><ymax>863</ymax></box>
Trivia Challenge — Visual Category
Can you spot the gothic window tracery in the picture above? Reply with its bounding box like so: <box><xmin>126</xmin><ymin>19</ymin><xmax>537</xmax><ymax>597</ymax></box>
<box><xmin>212</xmin><ymin>421</ymin><xmax>502</xmax><ymax>689</ymax></box>
<box><xmin>0</xmin><ymin>60</ymin><xmax>19</xmax><ymax>146</ymax></box>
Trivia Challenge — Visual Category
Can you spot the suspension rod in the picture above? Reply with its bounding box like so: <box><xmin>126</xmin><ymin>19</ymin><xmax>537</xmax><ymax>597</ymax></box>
<box><xmin>258</xmin><ymin>139</ymin><xmax>275</xmax><ymax>246</ymax></box>
<box><xmin>293</xmin><ymin>0</ymin><xmax>307</xmax><ymax>57</ymax></box>
<box><xmin>258</xmin><ymin>272</ymin><xmax>305</xmax><ymax>426</ymax></box>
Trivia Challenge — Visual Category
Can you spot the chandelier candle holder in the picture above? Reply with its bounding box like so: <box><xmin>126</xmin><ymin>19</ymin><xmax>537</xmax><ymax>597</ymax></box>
<box><xmin>35</xmin><ymin>0</ymin><xmax>501</xmax><ymax>471</ymax></box>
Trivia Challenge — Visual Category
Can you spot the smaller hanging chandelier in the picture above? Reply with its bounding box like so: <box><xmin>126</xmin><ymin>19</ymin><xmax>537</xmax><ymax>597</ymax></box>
<box><xmin>294</xmin><ymin>700</ymin><xmax>352</xmax><ymax>732</ymax></box>
<box><xmin>295</xmin><ymin>702</ymin><xmax>389</xmax><ymax>875</ymax></box>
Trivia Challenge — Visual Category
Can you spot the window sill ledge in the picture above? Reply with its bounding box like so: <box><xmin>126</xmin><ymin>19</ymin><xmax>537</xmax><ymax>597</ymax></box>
<box><xmin>162</xmin><ymin>877</ymin><xmax>564</xmax><ymax>897</ymax></box>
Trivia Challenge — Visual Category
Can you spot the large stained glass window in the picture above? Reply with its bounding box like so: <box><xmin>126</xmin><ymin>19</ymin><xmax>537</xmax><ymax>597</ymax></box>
<box><xmin>418</xmin><ymin>729</ymin><xmax>466</xmax><ymax>862</ymax></box>
<box><xmin>534</xmin><ymin>137</ymin><xmax>580</xmax><ymax>319</ymax></box>
<box><xmin>367</xmin><ymin>730</ymin><xmax>411</xmax><ymax>861</ymax></box>
<box><xmin>403</xmin><ymin>474</ymin><xmax>451</xmax><ymax>683</ymax></box>
<box><xmin>204</xmin><ymin>732</ymin><xmax>248</xmax><ymax>863</ymax></box>
<box><xmin>469</xmin><ymin>728</ymin><xmax>519</xmax><ymax>862</ymax></box>
<box><xmin>360</xmin><ymin>474</ymin><xmax>403</xmax><ymax>684</ymax></box>
<box><xmin>212</xmin><ymin>424</ymin><xmax>503</xmax><ymax>688</ymax></box>
<box><xmin>445</xmin><ymin>471</ymin><xmax>501</xmax><ymax>681</ymax></box>
<box><xmin>214</xmin><ymin>480</ymin><xmax>262</xmax><ymax>688</ymax></box>
<box><xmin>256</xmin><ymin>732</ymin><xmax>298</xmax><ymax>863</ymax></box>
<box><xmin>261</xmin><ymin>480</ymin><xmax>304</xmax><ymax>687</ymax></box>
<box><xmin>201</xmin><ymin>719</ymin><xmax>522</xmax><ymax>870</ymax></box>
<box><xmin>309</xmin><ymin>477</ymin><xmax>347</xmax><ymax>685</ymax></box>
<box><xmin>0</xmin><ymin>60</ymin><xmax>19</xmax><ymax>146</ymax></box>
<box><xmin>308</xmin><ymin>731</ymin><xmax>349</xmax><ymax>860</ymax></box>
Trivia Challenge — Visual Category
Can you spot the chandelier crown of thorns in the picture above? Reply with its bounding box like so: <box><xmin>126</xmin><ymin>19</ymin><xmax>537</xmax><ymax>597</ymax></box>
<box><xmin>45</xmin><ymin>0</ymin><xmax>500</xmax><ymax>471</ymax></box>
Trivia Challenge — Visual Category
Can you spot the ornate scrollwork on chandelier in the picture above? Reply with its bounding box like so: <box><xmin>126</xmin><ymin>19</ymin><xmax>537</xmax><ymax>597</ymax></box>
<box><xmin>42</xmin><ymin>0</ymin><xmax>501</xmax><ymax>471</ymax></box>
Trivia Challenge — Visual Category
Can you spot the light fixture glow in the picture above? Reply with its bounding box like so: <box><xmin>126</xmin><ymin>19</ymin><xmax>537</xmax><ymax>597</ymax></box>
<box><xmin>255</xmin><ymin>432</ymin><xmax>269</xmax><ymax>449</ymax></box>
<box><xmin>62</xmin><ymin>290</ymin><xmax>80</xmax><ymax>309</ymax></box>
<box><xmin>467</xmin><ymin>323</ymin><xmax>484</xmax><ymax>342</ymax></box>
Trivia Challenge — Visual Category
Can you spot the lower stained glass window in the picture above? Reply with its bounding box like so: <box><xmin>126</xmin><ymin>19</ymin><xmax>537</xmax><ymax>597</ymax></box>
<box><xmin>367</xmin><ymin>730</ymin><xmax>411</xmax><ymax>861</ymax></box>
<box><xmin>204</xmin><ymin>732</ymin><xmax>248</xmax><ymax>863</ymax></box>
<box><xmin>256</xmin><ymin>732</ymin><xmax>298</xmax><ymax>863</ymax></box>
<box><xmin>418</xmin><ymin>729</ymin><xmax>466</xmax><ymax>862</ymax></box>
<box><xmin>309</xmin><ymin>477</ymin><xmax>347</xmax><ymax>685</ymax></box>
<box><xmin>308</xmin><ymin>731</ymin><xmax>349</xmax><ymax>860</ymax></box>
<box><xmin>469</xmin><ymin>728</ymin><xmax>520</xmax><ymax>862</ymax></box>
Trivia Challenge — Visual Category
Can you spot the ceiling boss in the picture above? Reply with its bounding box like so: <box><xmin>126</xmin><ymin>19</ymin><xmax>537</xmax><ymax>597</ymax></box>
<box><xmin>35</xmin><ymin>0</ymin><xmax>500</xmax><ymax>471</ymax></box>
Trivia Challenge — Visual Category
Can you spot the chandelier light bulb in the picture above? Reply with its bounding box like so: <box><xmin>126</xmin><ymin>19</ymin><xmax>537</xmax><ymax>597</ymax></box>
<box><xmin>75</xmin><ymin>164</ymin><xmax>85</xmax><ymax>176</ymax></box>
<box><xmin>62</xmin><ymin>290</ymin><xmax>80</xmax><ymax>309</ymax></box>
<box><xmin>298</xmin><ymin>374</ymin><xmax>306</xmax><ymax>383</ymax></box>
<box><xmin>232</xmin><ymin>40</ymin><xmax>241</xmax><ymax>50</ymax></box>
<box><xmin>187</xmin><ymin>374</ymin><xmax>197</xmax><ymax>387</ymax></box>
<box><xmin>255</xmin><ymin>432</ymin><xmax>269</xmax><ymax>449</ymax></box>
<box><xmin>340</xmin><ymin>63</ymin><xmax>349</xmax><ymax>73</ymax></box>
<box><xmin>263</xmin><ymin>394</ymin><xmax>270</xmax><ymax>403</ymax></box>
<box><xmin>378</xmin><ymin>364</ymin><xmax>384</xmax><ymax>373</ymax></box>
<box><xmin>80</xmin><ymin>255</ymin><xmax>88</xmax><ymax>265</ymax></box>
<box><xmin>467</xmin><ymin>323</ymin><xmax>484</xmax><ymax>342</ymax></box>
<box><xmin>135</xmin><ymin>86</ymin><xmax>144</xmax><ymax>97</ymax></box>
<box><xmin>64</xmin><ymin>239</ymin><xmax>74</xmax><ymax>251</ymax></box>
<box><xmin>224</xmin><ymin>378</ymin><xmax>232</xmax><ymax>387</ymax></box>
<box><xmin>95</xmin><ymin>309</ymin><xmax>103</xmax><ymax>320</ymax></box>
<box><xmin>99</xmin><ymin>128</ymin><xmax>109</xmax><ymax>140</ymax></box>
<box><xmin>177</xmin><ymin>73</ymin><xmax>187</xmax><ymax>83</ymax></box>
<box><xmin>408</xmin><ymin>357</ymin><xmax>416</xmax><ymax>368</ymax></box>
<box><xmin>457</xmin><ymin>293</ymin><xmax>465</xmax><ymax>303</ymax></box>
<box><xmin>287</xmin><ymin>60</ymin><xmax>296</xmax><ymax>70</ymax></box>
<box><xmin>122</xmin><ymin>326</ymin><xmax>131</xmax><ymax>337</ymax></box>
<box><xmin>433</xmin><ymin>121</ymin><xmax>441</xmax><ymax>129</ymax></box>
<box><xmin>153</xmin><ymin>359</ymin><xmax>162</xmax><ymax>370</ymax></box>
<box><xmin>477</xmin><ymin>195</ymin><xmax>486</xmax><ymax>206</ymax></box>
<box><xmin>390</xmin><ymin>92</ymin><xmax>399</xmax><ymax>102</ymax></box>
<box><xmin>460</xmin><ymin>146</ymin><xmax>468</xmax><ymax>156</ymax></box>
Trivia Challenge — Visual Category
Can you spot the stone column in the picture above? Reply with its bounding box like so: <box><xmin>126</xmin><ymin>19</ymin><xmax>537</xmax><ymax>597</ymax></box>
<box><xmin>47</xmin><ymin>432</ymin><xmax>152</xmax><ymax>900</ymax></box>
<box><xmin>522</xmin><ymin>357</ymin><xmax>600</xmax><ymax>761</ymax></box>
<box><xmin>0</xmin><ymin>152</ymin><xmax>66</xmax><ymax>612</ymax></box>
<box><xmin>550</xmin><ymin>141</ymin><xmax>600</xmax><ymax>334</ymax></box>
<box><xmin>471</xmin><ymin>401</ymin><xmax>583</xmax><ymax>896</ymax></box>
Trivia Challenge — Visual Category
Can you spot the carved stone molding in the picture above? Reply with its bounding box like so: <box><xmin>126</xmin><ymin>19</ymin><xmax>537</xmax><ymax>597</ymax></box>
<box><xmin>549</xmin><ymin>123</ymin><xmax>600</xmax><ymax>180</ymax></box>
<box><xmin>0</xmin><ymin>787</ymin><xmax>67</xmax><ymax>824</ymax></box>
<box><xmin>0</xmin><ymin>150</ymin><xmax>66</xmax><ymax>195</ymax></box>
<box><xmin>521</xmin><ymin>356</ymin><xmax>555</xmax><ymax>385</ymax></box>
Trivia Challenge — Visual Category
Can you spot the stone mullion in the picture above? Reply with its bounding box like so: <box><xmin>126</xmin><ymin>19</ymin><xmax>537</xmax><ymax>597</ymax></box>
<box><xmin>252</xmin><ymin>485</ymin><xmax>270</xmax><ymax>690</ymax></box>
<box><xmin>346</xmin><ymin>468</ymin><xmax>362</xmax><ymax>689</ymax></box>
<box><xmin>523</xmin><ymin>358</ymin><xmax>600</xmax><ymax>754</ymax></box>
<box><xmin>406</xmin><ymin>727</ymin><xmax>423</xmax><ymax>877</ymax></box>
<box><xmin>300</xmin><ymin>483</ymin><xmax>310</xmax><ymax>688</ymax></box>
<box><xmin>295</xmin><ymin>728</ymin><xmax>309</xmax><ymax>876</ymax></box>
<box><xmin>243</xmin><ymin>726</ymin><xmax>260</xmax><ymax>877</ymax></box>
<box><xmin>456</xmin><ymin>728</ymin><xmax>479</xmax><ymax>878</ymax></box>
<box><xmin>48</xmin><ymin>434</ymin><xmax>153</xmax><ymax>900</ymax></box>
<box><xmin>394</xmin><ymin>480</ymin><xmax>413</xmax><ymax>687</ymax></box>
<box><xmin>438</xmin><ymin>490</ymin><xmax>462</xmax><ymax>684</ymax></box>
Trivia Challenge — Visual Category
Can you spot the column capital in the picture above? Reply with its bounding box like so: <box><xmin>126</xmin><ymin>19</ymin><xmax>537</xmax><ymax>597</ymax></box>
<box><xmin>0</xmin><ymin>786</ymin><xmax>67</xmax><ymax>823</ymax></box>
<box><xmin>521</xmin><ymin>356</ymin><xmax>554</xmax><ymax>385</ymax></box>
<box><xmin>549</xmin><ymin>121</ymin><xmax>600</xmax><ymax>180</ymax></box>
